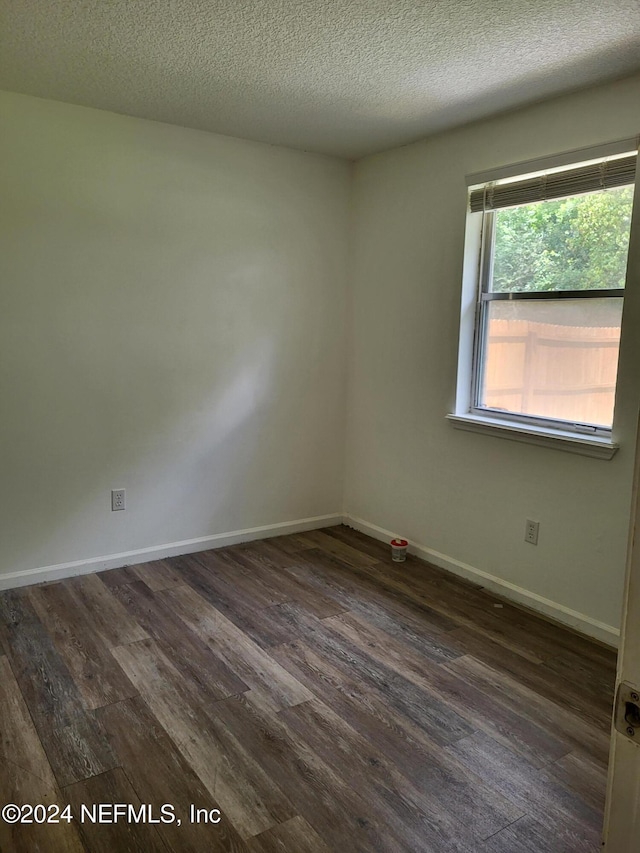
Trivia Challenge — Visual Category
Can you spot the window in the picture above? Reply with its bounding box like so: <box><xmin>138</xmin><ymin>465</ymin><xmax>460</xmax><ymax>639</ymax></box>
<box><xmin>451</xmin><ymin>146</ymin><xmax>636</xmax><ymax>456</ymax></box>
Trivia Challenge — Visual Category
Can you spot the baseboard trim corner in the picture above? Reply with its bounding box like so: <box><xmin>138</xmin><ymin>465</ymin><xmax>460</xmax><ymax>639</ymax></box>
<box><xmin>0</xmin><ymin>513</ymin><xmax>343</xmax><ymax>592</ymax></box>
<box><xmin>343</xmin><ymin>514</ymin><xmax>620</xmax><ymax>648</ymax></box>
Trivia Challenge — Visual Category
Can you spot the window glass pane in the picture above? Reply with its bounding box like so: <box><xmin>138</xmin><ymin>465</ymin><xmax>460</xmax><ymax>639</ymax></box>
<box><xmin>478</xmin><ymin>298</ymin><xmax>623</xmax><ymax>428</ymax></box>
<box><xmin>491</xmin><ymin>185</ymin><xmax>634</xmax><ymax>293</ymax></box>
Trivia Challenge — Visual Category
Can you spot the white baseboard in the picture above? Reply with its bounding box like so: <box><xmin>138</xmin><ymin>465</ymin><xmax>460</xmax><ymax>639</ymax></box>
<box><xmin>2</xmin><ymin>509</ymin><xmax>620</xmax><ymax>648</ymax></box>
<box><xmin>344</xmin><ymin>514</ymin><xmax>620</xmax><ymax>648</ymax></box>
<box><xmin>0</xmin><ymin>513</ymin><xmax>343</xmax><ymax>592</ymax></box>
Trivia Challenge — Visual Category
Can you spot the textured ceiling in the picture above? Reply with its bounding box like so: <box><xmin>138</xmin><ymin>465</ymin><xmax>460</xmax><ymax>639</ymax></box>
<box><xmin>1</xmin><ymin>0</ymin><xmax>640</xmax><ymax>158</ymax></box>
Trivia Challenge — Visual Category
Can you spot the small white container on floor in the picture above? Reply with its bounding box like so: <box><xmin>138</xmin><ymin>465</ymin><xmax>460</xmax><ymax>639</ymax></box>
<box><xmin>390</xmin><ymin>538</ymin><xmax>408</xmax><ymax>562</ymax></box>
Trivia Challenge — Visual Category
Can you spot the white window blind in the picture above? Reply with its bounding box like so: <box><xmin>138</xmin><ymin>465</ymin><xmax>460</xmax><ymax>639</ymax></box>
<box><xmin>469</xmin><ymin>154</ymin><xmax>636</xmax><ymax>213</ymax></box>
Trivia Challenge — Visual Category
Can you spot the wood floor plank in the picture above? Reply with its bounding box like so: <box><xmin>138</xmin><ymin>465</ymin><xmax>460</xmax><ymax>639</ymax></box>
<box><xmin>480</xmin><ymin>814</ymin><xmax>600</xmax><ymax>853</ymax></box>
<box><xmin>110</xmin><ymin>580</ymin><xmax>248</xmax><ymax>702</ymax></box>
<box><xmin>446</xmin><ymin>626</ymin><xmax>613</xmax><ymax>730</ymax></box>
<box><xmin>0</xmin><ymin>525</ymin><xmax>615</xmax><ymax>853</ymax></box>
<box><xmin>194</xmin><ymin>549</ymin><xmax>287</xmax><ymax>610</ymax></box>
<box><xmin>64</xmin><ymin>767</ymin><xmax>167</xmax><ymax>853</ymax></box>
<box><xmin>194</xmin><ymin>549</ymin><xmax>293</xmax><ymax>608</ymax></box>
<box><xmin>457</xmin><ymin>590</ymin><xmax>603</xmax><ymax>667</ymax></box>
<box><xmin>271</xmin><ymin>639</ymin><xmax>525</xmax><ymax>840</ymax></box>
<box><xmin>336</xmin><ymin>558</ymin><xmax>554</xmax><ymax>665</ymax></box>
<box><xmin>212</xmin><ymin>693</ymin><xmax>421</xmax><ymax>853</ymax></box>
<box><xmin>0</xmin><ymin>590</ymin><xmax>117</xmax><ymax>787</ymax></box>
<box><xmin>0</xmin><ymin>767</ymin><xmax>86</xmax><ymax>853</ymax></box>
<box><xmin>298</xmin><ymin>529</ymin><xmax>380</xmax><ymax>568</ymax></box>
<box><xmin>98</xmin><ymin>565</ymin><xmax>140</xmax><ymax>588</ymax></box>
<box><xmin>443</xmin><ymin>653</ymin><xmax>611</xmax><ymax>766</ymax></box>
<box><xmin>287</xmin><ymin>547</ymin><xmax>461</xmax><ymax>634</ymax></box>
<box><xmin>28</xmin><ymin>583</ymin><xmax>138</xmax><ymax>711</ymax></box>
<box><xmin>0</xmin><ymin>656</ymin><xmax>86</xmax><ymax>853</ymax></box>
<box><xmin>169</xmin><ymin>554</ymin><xmax>296</xmax><ymax>648</ymax></box>
<box><xmin>445</xmin><ymin>731</ymin><xmax>603</xmax><ymax>850</ymax></box>
<box><xmin>0</xmin><ymin>654</ymin><xmax>58</xmax><ymax>788</ymax></box>
<box><xmin>161</xmin><ymin>583</ymin><xmax>313</xmax><ymax>712</ymax></box>
<box><xmin>271</xmin><ymin>603</ymin><xmax>475</xmax><ymax>746</ymax></box>
<box><xmin>110</xmin><ymin>638</ymin><xmax>296</xmax><ymax>839</ymax></box>
<box><xmin>539</xmin><ymin>647</ymin><xmax>616</xmax><ymax>700</ymax></box>
<box><xmin>322</xmin><ymin>524</ymin><xmax>393</xmax><ymax>561</ymax></box>
<box><xmin>541</xmin><ymin>750</ymin><xmax>608</xmax><ymax>814</ymax></box>
<box><xmin>280</xmin><ymin>697</ymin><xmax>521</xmax><ymax>848</ymax></box>
<box><xmin>329</xmin><ymin>602</ymin><xmax>462</xmax><ymax>664</ymax></box>
<box><xmin>257</xmin><ymin>532</ymin><xmax>319</xmax><ymax>555</ymax></box>
<box><xmin>323</xmin><ymin>610</ymin><xmax>571</xmax><ymax>768</ymax></box>
<box><xmin>222</xmin><ymin>545</ymin><xmax>348</xmax><ymax>620</ymax></box>
<box><xmin>247</xmin><ymin>815</ymin><xmax>331</xmax><ymax>853</ymax></box>
<box><xmin>474</xmin><ymin>587</ymin><xmax>618</xmax><ymax>670</ymax></box>
<box><xmin>131</xmin><ymin>559</ymin><xmax>184</xmax><ymax>592</ymax></box>
<box><xmin>65</xmin><ymin>573</ymin><xmax>149</xmax><ymax>649</ymax></box>
<box><xmin>96</xmin><ymin>695</ymin><xmax>249</xmax><ymax>852</ymax></box>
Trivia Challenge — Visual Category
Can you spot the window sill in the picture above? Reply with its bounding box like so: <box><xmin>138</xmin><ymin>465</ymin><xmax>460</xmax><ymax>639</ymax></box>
<box><xmin>446</xmin><ymin>413</ymin><xmax>618</xmax><ymax>460</ymax></box>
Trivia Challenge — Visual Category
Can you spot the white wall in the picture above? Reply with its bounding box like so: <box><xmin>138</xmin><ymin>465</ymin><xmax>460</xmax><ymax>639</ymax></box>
<box><xmin>2</xmin><ymin>76</ymin><xmax>639</xmax><ymax>640</ymax></box>
<box><xmin>345</xmin><ymin>73</ymin><xmax>640</xmax><ymax>639</ymax></box>
<box><xmin>0</xmin><ymin>91</ymin><xmax>350</xmax><ymax>580</ymax></box>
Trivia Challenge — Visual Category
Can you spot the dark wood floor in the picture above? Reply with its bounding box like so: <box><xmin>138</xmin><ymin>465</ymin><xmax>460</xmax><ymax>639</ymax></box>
<box><xmin>0</xmin><ymin>526</ymin><xmax>616</xmax><ymax>852</ymax></box>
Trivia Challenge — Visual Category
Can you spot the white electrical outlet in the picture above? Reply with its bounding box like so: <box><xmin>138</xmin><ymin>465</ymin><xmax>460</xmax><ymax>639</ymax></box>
<box><xmin>111</xmin><ymin>489</ymin><xmax>126</xmax><ymax>511</ymax></box>
<box><xmin>525</xmin><ymin>519</ymin><xmax>539</xmax><ymax>545</ymax></box>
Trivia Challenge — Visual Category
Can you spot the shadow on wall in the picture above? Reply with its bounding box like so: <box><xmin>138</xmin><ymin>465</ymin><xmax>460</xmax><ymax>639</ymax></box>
<box><xmin>0</xmin><ymin>89</ymin><xmax>349</xmax><ymax>578</ymax></box>
<box><xmin>3</xmin><ymin>335</ymin><xmax>279</xmax><ymax>571</ymax></box>
<box><xmin>0</xmin><ymin>249</ymin><xmax>288</xmax><ymax>575</ymax></box>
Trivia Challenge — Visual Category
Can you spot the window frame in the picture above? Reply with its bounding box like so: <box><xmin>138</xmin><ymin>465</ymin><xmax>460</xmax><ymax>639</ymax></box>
<box><xmin>469</xmin><ymin>206</ymin><xmax>627</xmax><ymax>438</ymax></box>
<box><xmin>449</xmin><ymin>138</ymin><xmax>638</xmax><ymax>459</ymax></box>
